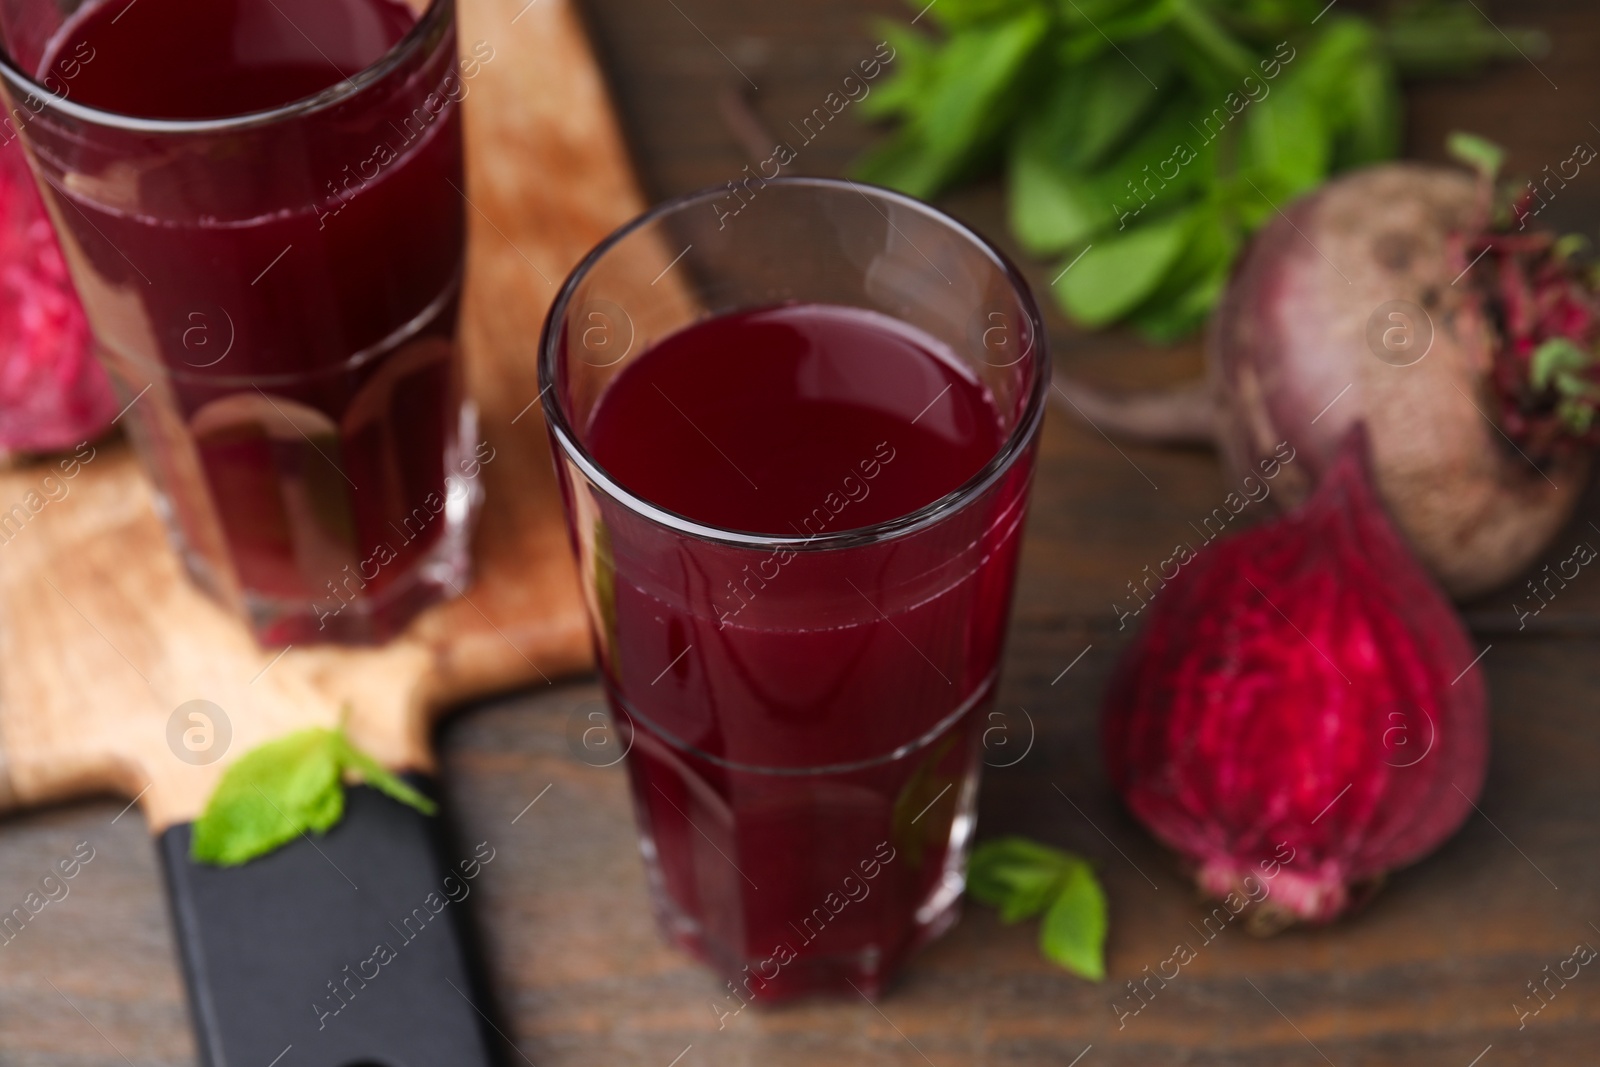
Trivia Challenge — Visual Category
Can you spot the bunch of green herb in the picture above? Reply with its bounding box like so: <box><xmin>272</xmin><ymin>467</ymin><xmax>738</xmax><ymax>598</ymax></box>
<box><xmin>855</xmin><ymin>0</ymin><xmax>1545</xmax><ymax>339</ymax></box>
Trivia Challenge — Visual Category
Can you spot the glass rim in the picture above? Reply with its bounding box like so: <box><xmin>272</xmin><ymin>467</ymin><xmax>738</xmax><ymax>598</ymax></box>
<box><xmin>538</xmin><ymin>175</ymin><xmax>1051</xmax><ymax>554</ymax></box>
<box><xmin>0</xmin><ymin>0</ymin><xmax>453</xmax><ymax>135</ymax></box>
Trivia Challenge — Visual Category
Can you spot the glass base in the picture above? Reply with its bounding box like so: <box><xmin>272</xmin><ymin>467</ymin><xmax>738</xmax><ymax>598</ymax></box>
<box><xmin>648</xmin><ymin>849</ymin><xmax>967</xmax><ymax>1004</ymax></box>
<box><xmin>241</xmin><ymin>513</ymin><xmax>475</xmax><ymax>646</ymax></box>
<box><xmin>170</xmin><ymin>400</ymin><xmax>483</xmax><ymax>647</ymax></box>
<box><xmin>630</xmin><ymin>724</ymin><xmax>982</xmax><ymax>1005</ymax></box>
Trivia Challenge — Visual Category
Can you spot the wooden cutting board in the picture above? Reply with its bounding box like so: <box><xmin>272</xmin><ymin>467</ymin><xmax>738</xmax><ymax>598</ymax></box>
<box><xmin>0</xmin><ymin>0</ymin><xmax>640</xmax><ymax>832</ymax></box>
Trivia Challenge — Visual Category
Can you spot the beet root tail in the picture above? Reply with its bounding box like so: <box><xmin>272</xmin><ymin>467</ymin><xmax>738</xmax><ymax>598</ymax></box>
<box><xmin>1050</xmin><ymin>378</ymin><xmax>1219</xmax><ymax>447</ymax></box>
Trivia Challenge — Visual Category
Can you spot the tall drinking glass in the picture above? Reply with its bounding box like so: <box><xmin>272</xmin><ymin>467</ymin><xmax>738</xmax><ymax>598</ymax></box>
<box><xmin>0</xmin><ymin>0</ymin><xmax>477</xmax><ymax>644</ymax></box>
<box><xmin>542</xmin><ymin>178</ymin><xmax>1048</xmax><ymax>999</ymax></box>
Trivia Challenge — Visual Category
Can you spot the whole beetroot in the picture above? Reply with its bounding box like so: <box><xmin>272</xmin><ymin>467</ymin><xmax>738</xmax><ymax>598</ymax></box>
<box><xmin>1059</xmin><ymin>162</ymin><xmax>1590</xmax><ymax>600</ymax></box>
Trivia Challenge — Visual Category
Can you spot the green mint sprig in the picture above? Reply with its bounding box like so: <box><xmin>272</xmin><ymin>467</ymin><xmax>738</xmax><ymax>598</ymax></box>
<box><xmin>190</xmin><ymin>722</ymin><xmax>436</xmax><ymax>866</ymax></box>
<box><xmin>968</xmin><ymin>836</ymin><xmax>1108</xmax><ymax>980</ymax></box>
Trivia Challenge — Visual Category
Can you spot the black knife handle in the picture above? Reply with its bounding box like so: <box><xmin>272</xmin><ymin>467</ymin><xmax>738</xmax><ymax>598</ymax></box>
<box><xmin>158</xmin><ymin>778</ymin><xmax>506</xmax><ymax>1067</ymax></box>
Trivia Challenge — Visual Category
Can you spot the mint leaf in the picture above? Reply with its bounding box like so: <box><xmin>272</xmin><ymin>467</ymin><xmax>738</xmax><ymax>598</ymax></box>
<box><xmin>1007</xmin><ymin>139</ymin><xmax>1105</xmax><ymax>254</ymax></box>
<box><xmin>191</xmin><ymin>724</ymin><xmax>435</xmax><ymax>866</ymax></box>
<box><xmin>1332</xmin><ymin>51</ymin><xmax>1399</xmax><ymax>167</ymax></box>
<box><xmin>1243</xmin><ymin>85</ymin><xmax>1329</xmax><ymax>199</ymax></box>
<box><xmin>190</xmin><ymin>728</ymin><xmax>345</xmax><ymax>866</ymax></box>
<box><xmin>1008</xmin><ymin>83</ymin><xmax>1206</xmax><ymax>256</ymax></box>
<box><xmin>1017</xmin><ymin>52</ymin><xmax>1166</xmax><ymax>176</ymax></box>
<box><xmin>1167</xmin><ymin>0</ymin><xmax>1255</xmax><ymax>81</ymax></box>
<box><xmin>1041</xmin><ymin>863</ymin><xmax>1109</xmax><ymax>980</ymax></box>
<box><xmin>1128</xmin><ymin>264</ymin><xmax>1227</xmax><ymax>340</ymax></box>
<box><xmin>968</xmin><ymin>836</ymin><xmax>1108</xmax><ymax>980</ymax></box>
<box><xmin>856</xmin><ymin>11</ymin><xmax>1050</xmax><ymax>198</ymax></box>
<box><xmin>1054</xmin><ymin>206</ymin><xmax>1193</xmax><ymax>325</ymax></box>
<box><xmin>996</xmin><ymin>866</ymin><xmax>1066</xmax><ymax>922</ymax></box>
<box><xmin>1128</xmin><ymin>212</ymin><xmax>1237</xmax><ymax>341</ymax></box>
<box><xmin>918</xmin><ymin>12</ymin><xmax>1050</xmax><ymax>162</ymax></box>
<box><xmin>970</xmin><ymin>835</ymin><xmax>1077</xmax><ymax>885</ymax></box>
<box><xmin>857</xmin><ymin>22</ymin><xmax>939</xmax><ymax>122</ymax></box>
<box><xmin>1078</xmin><ymin>0</ymin><xmax>1179</xmax><ymax>45</ymax></box>
<box><xmin>337</xmin><ymin>735</ymin><xmax>439</xmax><ymax>817</ymax></box>
<box><xmin>969</xmin><ymin>837</ymin><xmax>1069</xmax><ymax>918</ymax></box>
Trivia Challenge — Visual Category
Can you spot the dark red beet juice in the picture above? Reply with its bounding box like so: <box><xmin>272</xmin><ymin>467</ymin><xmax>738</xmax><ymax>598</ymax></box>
<box><xmin>585</xmin><ymin>304</ymin><xmax>1026</xmax><ymax>999</ymax></box>
<box><xmin>29</xmin><ymin>0</ymin><xmax>473</xmax><ymax>642</ymax></box>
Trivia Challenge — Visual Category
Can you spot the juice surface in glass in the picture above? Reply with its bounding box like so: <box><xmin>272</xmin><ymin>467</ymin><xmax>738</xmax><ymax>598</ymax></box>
<box><xmin>21</xmin><ymin>0</ymin><xmax>472</xmax><ymax>642</ymax></box>
<box><xmin>584</xmin><ymin>303</ymin><xmax>1029</xmax><ymax>999</ymax></box>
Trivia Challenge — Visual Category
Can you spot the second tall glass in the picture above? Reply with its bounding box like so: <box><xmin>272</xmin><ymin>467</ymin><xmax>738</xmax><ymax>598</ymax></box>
<box><xmin>0</xmin><ymin>0</ymin><xmax>478</xmax><ymax>644</ymax></box>
<box><xmin>542</xmin><ymin>178</ymin><xmax>1049</xmax><ymax>999</ymax></box>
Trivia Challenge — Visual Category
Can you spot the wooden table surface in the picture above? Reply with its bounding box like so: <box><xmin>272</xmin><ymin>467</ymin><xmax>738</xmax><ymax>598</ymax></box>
<box><xmin>7</xmin><ymin>1</ymin><xmax>1600</xmax><ymax>1064</ymax></box>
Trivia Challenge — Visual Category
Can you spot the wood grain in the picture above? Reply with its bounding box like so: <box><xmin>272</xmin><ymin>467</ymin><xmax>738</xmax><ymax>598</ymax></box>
<box><xmin>9</xmin><ymin>0</ymin><xmax>1600</xmax><ymax>1065</ymax></box>
<box><xmin>0</xmin><ymin>0</ymin><xmax>644</xmax><ymax>830</ymax></box>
